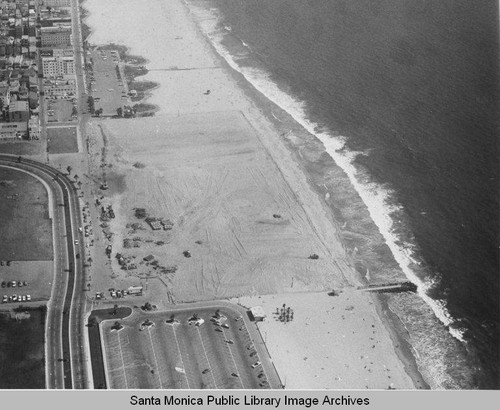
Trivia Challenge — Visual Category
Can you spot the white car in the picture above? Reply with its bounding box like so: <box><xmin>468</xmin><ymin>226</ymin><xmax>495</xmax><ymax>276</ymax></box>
<box><xmin>251</xmin><ymin>361</ymin><xmax>261</xmax><ymax>369</ymax></box>
<box><xmin>188</xmin><ymin>318</ymin><xmax>204</xmax><ymax>326</ymax></box>
<box><xmin>27</xmin><ymin>295</ymin><xmax>31</xmax><ymax>301</ymax></box>
<box><xmin>74</xmin><ymin>239</ymin><xmax>79</xmax><ymax>245</ymax></box>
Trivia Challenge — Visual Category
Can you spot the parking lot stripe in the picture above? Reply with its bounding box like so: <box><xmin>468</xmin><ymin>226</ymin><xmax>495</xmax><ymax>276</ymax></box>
<box><xmin>147</xmin><ymin>327</ymin><xmax>164</xmax><ymax>389</ymax></box>
<box><xmin>116</xmin><ymin>333</ymin><xmax>129</xmax><ymax>389</ymax></box>
<box><xmin>196</xmin><ymin>327</ymin><xmax>218</xmax><ymax>388</ymax></box>
<box><xmin>221</xmin><ymin>328</ymin><xmax>245</xmax><ymax>388</ymax></box>
<box><xmin>171</xmin><ymin>325</ymin><xmax>190</xmax><ymax>389</ymax></box>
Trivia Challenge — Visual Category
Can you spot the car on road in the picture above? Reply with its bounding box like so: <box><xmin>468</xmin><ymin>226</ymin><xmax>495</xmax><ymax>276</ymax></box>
<box><xmin>251</xmin><ymin>361</ymin><xmax>261</xmax><ymax>369</ymax></box>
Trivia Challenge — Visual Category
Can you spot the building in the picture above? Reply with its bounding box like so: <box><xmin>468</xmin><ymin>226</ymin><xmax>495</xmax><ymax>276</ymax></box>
<box><xmin>43</xmin><ymin>78</ymin><xmax>75</xmax><ymax>96</ymax></box>
<box><xmin>0</xmin><ymin>121</ymin><xmax>28</xmax><ymax>139</ymax></box>
<box><xmin>8</xmin><ymin>100</ymin><xmax>29</xmax><ymax>122</ymax></box>
<box><xmin>249</xmin><ymin>306</ymin><xmax>266</xmax><ymax>322</ymax></box>
<box><xmin>45</xmin><ymin>0</ymin><xmax>71</xmax><ymax>7</ymax></box>
<box><xmin>42</xmin><ymin>56</ymin><xmax>74</xmax><ymax>77</ymax></box>
<box><xmin>40</xmin><ymin>26</ymin><xmax>71</xmax><ymax>47</ymax></box>
<box><xmin>28</xmin><ymin>115</ymin><xmax>39</xmax><ymax>140</ymax></box>
<box><xmin>0</xmin><ymin>84</ymin><xmax>10</xmax><ymax>109</ymax></box>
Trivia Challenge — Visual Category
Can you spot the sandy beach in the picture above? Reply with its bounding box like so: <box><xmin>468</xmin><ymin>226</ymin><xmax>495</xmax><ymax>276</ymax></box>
<box><xmin>82</xmin><ymin>0</ymin><xmax>427</xmax><ymax>389</ymax></box>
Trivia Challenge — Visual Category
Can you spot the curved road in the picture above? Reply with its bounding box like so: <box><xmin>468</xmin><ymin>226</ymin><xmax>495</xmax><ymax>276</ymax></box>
<box><xmin>0</xmin><ymin>155</ymin><xmax>88</xmax><ymax>389</ymax></box>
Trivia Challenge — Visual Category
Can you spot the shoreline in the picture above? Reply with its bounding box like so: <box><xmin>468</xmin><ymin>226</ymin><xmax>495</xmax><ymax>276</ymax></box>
<box><xmin>180</xmin><ymin>3</ymin><xmax>429</xmax><ymax>388</ymax></box>
<box><xmin>83</xmin><ymin>0</ymin><xmax>430</xmax><ymax>389</ymax></box>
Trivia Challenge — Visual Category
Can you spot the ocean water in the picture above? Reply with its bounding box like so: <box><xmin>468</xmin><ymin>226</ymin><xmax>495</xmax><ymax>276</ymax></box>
<box><xmin>186</xmin><ymin>0</ymin><xmax>499</xmax><ymax>388</ymax></box>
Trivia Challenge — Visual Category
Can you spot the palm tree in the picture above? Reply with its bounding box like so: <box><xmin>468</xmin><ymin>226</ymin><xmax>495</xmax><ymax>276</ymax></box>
<box><xmin>66</xmin><ymin>165</ymin><xmax>72</xmax><ymax>175</ymax></box>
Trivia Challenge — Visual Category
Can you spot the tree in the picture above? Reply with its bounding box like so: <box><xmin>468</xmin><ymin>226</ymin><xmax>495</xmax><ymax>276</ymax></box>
<box><xmin>112</xmin><ymin>304</ymin><xmax>118</xmax><ymax>316</ymax></box>
<box><xmin>116</xmin><ymin>107</ymin><xmax>123</xmax><ymax>117</ymax></box>
<box><xmin>95</xmin><ymin>108</ymin><xmax>103</xmax><ymax>117</ymax></box>
<box><xmin>66</xmin><ymin>165</ymin><xmax>72</xmax><ymax>174</ymax></box>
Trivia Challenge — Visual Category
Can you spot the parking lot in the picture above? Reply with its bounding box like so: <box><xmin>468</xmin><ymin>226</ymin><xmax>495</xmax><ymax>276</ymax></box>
<box><xmin>47</xmin><ymin>98</ymin><xmax>76</xmax><ymax>124</ymax></box>
<box><xmin>89</xmin><ymin>48</ymin><xmax>130</xmax><ymax>116</ymax></box>
<box><xmin>0</xmin><ymin>260</ymin><xmax>53</xmax><ymax>305</ymax></box>
<box><xmin>101</xmin><ymin>307</ymin><xmax>270</xmax><ymax>389</ymax></box>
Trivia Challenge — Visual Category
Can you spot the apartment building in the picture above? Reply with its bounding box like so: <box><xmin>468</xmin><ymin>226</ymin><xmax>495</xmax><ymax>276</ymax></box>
<box><xmin>42</xmin><ymin>55</ymin><xmax>74</xmax><ymax>77</ymax></box>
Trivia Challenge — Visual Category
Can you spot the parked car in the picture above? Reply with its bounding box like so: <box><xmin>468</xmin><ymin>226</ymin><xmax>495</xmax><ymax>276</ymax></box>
<box><xmin>1</xmin><ymin>281</ymin><xmax>6</xmax><ymax>288</ymax></box>
<box><xmin>251</xmin><ymin>361</ymin><xmax>261</xmax><ymax>369</ymax></box>
<box><xmin>27</xmin><ymin>295</ymin><xmax>31</xmax><ymax>301</ymax></box>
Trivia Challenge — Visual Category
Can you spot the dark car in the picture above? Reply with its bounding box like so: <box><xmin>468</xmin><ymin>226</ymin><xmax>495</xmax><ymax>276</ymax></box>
<box><xmin>1</xmin><ymin>281</ymin><xmax>6</xmax><ymax>288</ymax></box>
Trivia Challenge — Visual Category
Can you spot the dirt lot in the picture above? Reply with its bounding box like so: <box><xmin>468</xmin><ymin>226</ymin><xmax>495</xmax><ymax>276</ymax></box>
<box><xmin>0</xmin><ymin>167</ymin><xmax>53</xmax><ymax>261</ymax></box>
<box><xmin>101</xmin><ymin>306</ymin><xmax>269</xmax><ymax>389</ymax></box>
<box><xmin>89</xmin><ymin>111</ymin><xmax>347</xmax><ymax>303</ymax></box>
<box><xmin>0</xmin><ymin>308</ymin><xmax>46</xmax><ymax>388</ymax></box>
<box><xmin>0</xmin><ymin>140</ymin><xmax>44</xmax><ymax>156</ymax></box>
<box><xmin>47</xmin><ymin>126</ymin><xmax>79</xmax><ymax>154</ymax></box>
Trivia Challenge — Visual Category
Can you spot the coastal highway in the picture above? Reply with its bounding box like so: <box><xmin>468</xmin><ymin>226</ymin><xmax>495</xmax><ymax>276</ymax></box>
<box><xmin>0</xmin><ymin>155</ymin><xmax>88</xmax><ymax>389</ymax></box>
